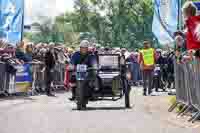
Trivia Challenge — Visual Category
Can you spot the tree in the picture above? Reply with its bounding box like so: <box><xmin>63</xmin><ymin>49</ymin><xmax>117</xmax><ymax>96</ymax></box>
<box><xmin>25</xmin><ymin>0</ymin><xmax>154</xmax><ymax>49</ymax></box>
<box><xmin>100</xmin><ymin>0</ymin><xmax>154</xmax><ymax>48</ymax></box>
<box><xmin>24</xmin><ymin>17</ymin><xmax>64</xmax><ymax>43</ymax></box>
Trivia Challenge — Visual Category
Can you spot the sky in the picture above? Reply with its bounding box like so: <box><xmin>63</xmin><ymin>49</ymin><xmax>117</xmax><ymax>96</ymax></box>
<box><xmin>25</xmin><ymin>0</ymin><xmax>74</xmax><ymax>24</ymax></box>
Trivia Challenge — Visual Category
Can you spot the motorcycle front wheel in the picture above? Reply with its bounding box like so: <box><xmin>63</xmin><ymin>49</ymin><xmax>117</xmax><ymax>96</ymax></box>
<box><xmin>76</xmin><ymin>81</ymin><xmax>87</xmax><ymax>110</ymax></box>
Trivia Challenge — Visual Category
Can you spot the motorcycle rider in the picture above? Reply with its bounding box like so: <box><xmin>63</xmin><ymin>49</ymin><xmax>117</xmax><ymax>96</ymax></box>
<box><xmin>69</xmin><ymin>40</ymin><xmax>97</xmax><ymax>101</ymax></box>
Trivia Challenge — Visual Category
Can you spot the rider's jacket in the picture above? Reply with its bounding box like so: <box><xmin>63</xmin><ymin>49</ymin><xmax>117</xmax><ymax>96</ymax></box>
<box><xmin>71</xmin><ymin>51</ymin><xmax>97</xmax><ymax>67</ymax></box>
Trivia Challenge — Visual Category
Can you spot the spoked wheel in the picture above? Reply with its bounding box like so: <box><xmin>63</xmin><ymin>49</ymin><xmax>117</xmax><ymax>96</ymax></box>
<box><xmin>123</xmin><ymin>80</ymin><xmax>131</xmax><ymax>108</ymax></box>
<box><xmin>76</xmin><ymin>81</ymin><xmax>87</xmax><ymax>110</ymax></box>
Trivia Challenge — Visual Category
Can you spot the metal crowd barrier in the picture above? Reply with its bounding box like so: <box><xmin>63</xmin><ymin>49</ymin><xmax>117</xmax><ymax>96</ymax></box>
<box><xmin>6</xmin><ymin>72</ymin><xmax>16</xmax><ymax>95</ymax></box>
<box><xmin>31</xmin><ymin>62</ymin><xmax>67</xmax><ymax>94</ymax></box>
<box><xmin>0</xmin><ymin>62</ymin><xmax>7</xmax><ymax>95</ymax></box>
<box><xmin>0</xmin><ymin>62</ymin><xmax>16</xmax><ymax>95</ymax></box>
<box><xmin>31</xmin><ymin>62</ymin><xmax>45</xmax><ymax>95</ymax></box>
<box><xmin>53</xmin><ymin>63</ymin><xmax>66</xmax><ymax>89</ymax></box>
<box><xmin>0</xmin><ymin>61</ymin><xmax>67</xmax><ymax>96</ymax></box>
<box><xmin>169</xmin><ymin>58</ymin><xmax>200</xmax><ymax>123</ymax></box>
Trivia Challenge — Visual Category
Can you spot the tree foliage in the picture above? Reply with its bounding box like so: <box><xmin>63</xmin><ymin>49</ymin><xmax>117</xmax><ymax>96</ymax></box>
<box><xmin>25</xmin><ymin>0</ymin><xmax>154</xmax><ymax>49</ymax></box>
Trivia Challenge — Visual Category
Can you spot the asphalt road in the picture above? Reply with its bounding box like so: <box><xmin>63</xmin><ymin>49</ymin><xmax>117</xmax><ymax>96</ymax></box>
<box><xmin>0</xmin><ymin>87</ymin><xmax>199</xmax><ymax>133</ymax></box>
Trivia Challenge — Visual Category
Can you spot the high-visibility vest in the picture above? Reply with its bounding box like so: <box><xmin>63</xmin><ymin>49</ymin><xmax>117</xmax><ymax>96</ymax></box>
<box><xmin>140</xmin><ymin>48</ymin><xmax>155</xmax><ymax>66</ymax></box>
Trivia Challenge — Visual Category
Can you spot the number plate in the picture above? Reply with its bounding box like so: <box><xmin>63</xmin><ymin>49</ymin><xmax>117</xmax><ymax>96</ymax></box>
<box><xmin>155</xmin><ymin>67</ymin><xmax>160</xmax><ymax>71</ymax></box>
<box><xmin>77</xmin><ymin>65</ymin><xmax>87</xmax><ymax>72</ymax></box>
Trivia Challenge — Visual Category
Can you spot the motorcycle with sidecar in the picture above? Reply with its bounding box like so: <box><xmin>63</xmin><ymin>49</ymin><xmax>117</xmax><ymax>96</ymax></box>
<box><xmin>69</xmin><ymin>54</ymin><xmax>132</xmax><ymax>110</ymax></box>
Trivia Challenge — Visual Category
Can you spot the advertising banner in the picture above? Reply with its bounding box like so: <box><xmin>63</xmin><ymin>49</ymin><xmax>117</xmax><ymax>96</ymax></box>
<box><xmin>15</xmin><ymin>64</ymin><xmax>32</xmax><ymax>92</ymax></box>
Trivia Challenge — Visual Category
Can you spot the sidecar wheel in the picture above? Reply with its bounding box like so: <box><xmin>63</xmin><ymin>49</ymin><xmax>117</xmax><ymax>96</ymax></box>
<box><xmin>125</xmin><ymin>91</ymin><xmax>130</xmax><ymax>108</ymax></box>
<box><xmin>124</xmin><ymin>80</ymin><xmax>131</xmax><ymax>108</ymax></box>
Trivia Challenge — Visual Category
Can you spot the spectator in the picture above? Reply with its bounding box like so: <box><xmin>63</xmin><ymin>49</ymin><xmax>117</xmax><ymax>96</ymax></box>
<box><xmin>104</xmin><ymin>47</ymin><xmax>111</xmax><ymax>54</ymax></box>
<box><xmin>25</xmin><ymin>43</ymin><xmax>33</xmax><ymax>61</ymax></box>
<box><xmin>127</xmin><ymin>52</ymin><xmax>141</xmax><ymax>86</ymax></box>
<box><xmin>139</xmin><ymin>41</ymin><xmax>156</xmax><ymax>96</ymax></box>
<box><xmin>165</xmin><ymin>51</ymin><xmax>175</xmax><ymax>89</ymax></box>
<box><xmin>44</xmin><ymin>45</ymin><xmax>56</xmax><ymax>96</ymax></box>
<box><xmin>16</xmin><ymin>41</ymin><xmax>31</xmax><ymax>63</ymax></box>
<box><xmin>183</xmin><ymin>2</ymin><xmax>200</xmax><ymax>50</ymax></box>
<box><xmin>174</xmin><ymin>31</ymin><xmax>186</xmax><ymax>63</ymax></box>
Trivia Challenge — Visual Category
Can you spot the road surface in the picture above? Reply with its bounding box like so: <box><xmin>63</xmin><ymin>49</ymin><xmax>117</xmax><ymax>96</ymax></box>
<box><xmin>0</xmin><ymin>87</ymin><xmax>199</xmax><ymax>133</ymax></box>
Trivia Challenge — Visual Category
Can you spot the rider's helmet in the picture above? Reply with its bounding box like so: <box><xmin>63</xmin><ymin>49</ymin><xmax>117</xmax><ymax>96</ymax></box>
<box><xmin>80</xmin><ymin>40</ymin><xmax>89</xmax><ymax>54</ymax></box>
<box><xmin>80</xmin><ymin>40</ymin><xmax>89</xmax><ymax>48</ymax></box>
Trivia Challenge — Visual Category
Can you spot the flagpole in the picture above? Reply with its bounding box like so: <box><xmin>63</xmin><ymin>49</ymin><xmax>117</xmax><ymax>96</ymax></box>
<box><xmin>21</xmin><ymin>0</ymin><xmax>24</xmax><ymax>42</ymax></box>
<box><xmin>179</xmin><ymin>0</ymin><xmax>182</xmax><ymax>30</ymax></box>
<box><xmin>6</xmin><ymin>31</ymin><xmax>9</xmax><ymax>41</ymax></box>
<box><xmin>177</xmin><ymin>0</ymin><xmax>181</xmax><ymax>30</ymax></box>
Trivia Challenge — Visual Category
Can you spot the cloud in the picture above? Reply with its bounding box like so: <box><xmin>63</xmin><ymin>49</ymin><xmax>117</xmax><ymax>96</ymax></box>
<box><xmin>25</xmin><ymin>0</ymin><xmax>74</xmax><ymax>24</ymax></box>
<box><xmin>56</xmin><ymin>0</ymin><xmax>74</xmax><ymax>13</ymax></box>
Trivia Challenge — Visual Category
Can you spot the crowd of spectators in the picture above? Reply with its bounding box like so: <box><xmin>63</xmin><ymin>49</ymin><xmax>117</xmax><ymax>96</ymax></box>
<box><xmin>0</xmin><ymin>39</ymin><xmax>176</xmax><ymax>91</ymax></box>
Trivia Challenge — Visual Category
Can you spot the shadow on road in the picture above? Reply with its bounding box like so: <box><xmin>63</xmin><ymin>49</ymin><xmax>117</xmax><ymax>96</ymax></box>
<box><xmin>0</xmin><ymin>95</ymin><xmax>36</xmax><ymax>102</ymax></box>
<box><xmin>0</xmin><ymin>89</ymin><xmax>67</xmax><ymax>102</ymax></box>
<box><xmin>72</xmin><ymin>106</ymin><xmax>131</xmax><ymax>111</ymax></box>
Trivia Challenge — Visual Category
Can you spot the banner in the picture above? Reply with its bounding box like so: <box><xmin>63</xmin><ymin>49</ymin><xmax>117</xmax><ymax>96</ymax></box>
<box><xmin>152</xmin><ymin>0</ymin><xmax>181</xmax><ymax>45</ymax></box>
<box><xmin>0</xmin><ymin>0</ymin><xmax>24</xmax><ymax>45</ymax></box>
<box><xmin>186</xmin><ymin>16</ymin><xmax>200</xmax><ymax>50</ymax></box>
<box><xmin>15</xmin><ymin>64</ymin><xmax>32</xmax><ymax>92</ymax></box>
<box><xmin>15</xmin><ymin>64</ymin><xmax>32</xmax><ymax>82</ymax></box>
<box><xmin>185</xmin><ymin>2</ymin><xmax>200</xmax><ymax>50</ymax></box>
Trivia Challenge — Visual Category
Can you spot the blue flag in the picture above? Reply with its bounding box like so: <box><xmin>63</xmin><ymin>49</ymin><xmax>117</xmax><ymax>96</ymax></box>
<box><xmin>152</xmin><ymin>0</ymin><xmax>181</xmax><ymax>45</ymax></box>
<box><xmin>193</xmin><ymin>2</ymin><xmax>200</xmax><ymax>15</ymax></box>
<box><xmin>0</xmin><ymin>0</ymin><xmax>24</xmax><ymax>45</ymax></box>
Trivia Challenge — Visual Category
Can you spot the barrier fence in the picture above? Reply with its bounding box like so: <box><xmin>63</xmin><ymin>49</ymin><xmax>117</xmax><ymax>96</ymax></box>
<box><xmin>0</xmin><ymin>62</ymin><xmax>8</xmax><ymax>95</ymax></box>
<box><xmin>169</xmin><ymin>58</ymin><xmax>200</xmax><ymax>123</ymax></box>
<box><xmin>0</xmin><ymin>62</ymin><xmax>67</xmax><ymax>96</ymax></box>
<box><xmin>0</xmin><ymin>62</ymin><xmax>16</xmax><ymax>95</ymax></box>
<box><xmin>53</xmin><ymin>63</ymin><xmax>66</xmax><ymax>89</ymax></box>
